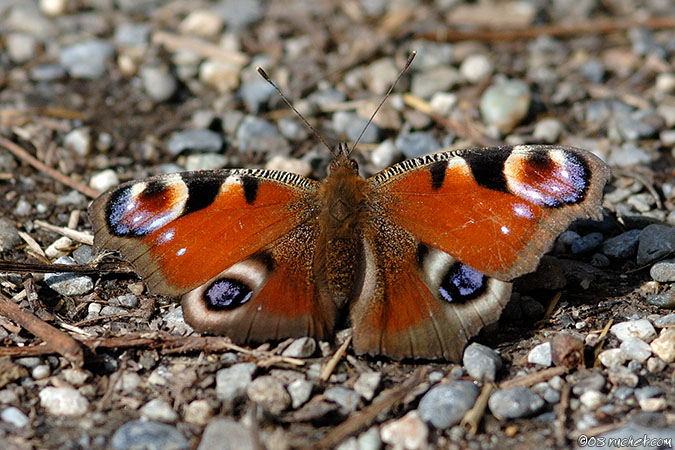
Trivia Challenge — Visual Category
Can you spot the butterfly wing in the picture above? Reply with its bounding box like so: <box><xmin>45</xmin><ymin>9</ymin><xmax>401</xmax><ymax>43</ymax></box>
<box><xmin>367</xmin><ymin>145</ymin><xmax>610</xmax><ymax>281</ymax></box>
<box><xmin>88</xmin><ymin>169</ymin><xmax>320</xmax><ymax>295</ymax></box>
<box><xmin>350</xmin><ymin>145</ymin><xmax>609</xmax><ymax>360</ymax></box>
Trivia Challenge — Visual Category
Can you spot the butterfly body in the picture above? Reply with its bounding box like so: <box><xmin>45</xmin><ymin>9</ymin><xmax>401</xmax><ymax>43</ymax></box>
<box><xmin>89</xmin><ymin>144</ymin><xmax>609</xmax><ymax>360</ymax></box>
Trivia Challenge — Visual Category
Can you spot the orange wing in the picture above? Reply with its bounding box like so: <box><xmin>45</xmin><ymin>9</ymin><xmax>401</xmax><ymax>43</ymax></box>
<box><xmin>88</xmin><ymin>169</ymin><xmax>320</xmax><ymax>295</ymax></box>
<box><xmin>368</xmin><ymin>145</ymin><xmax>610</xmax><ymax>281</ymax></box>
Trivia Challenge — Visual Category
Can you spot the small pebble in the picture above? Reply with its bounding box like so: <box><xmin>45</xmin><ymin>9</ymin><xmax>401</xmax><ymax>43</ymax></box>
<box><xmin>45</xmin><ymin>256</ymin><xmax>94</xmax><ymax>296</ymax></box>
<box><xmin>646</xmin><ymin>357</ymin><xmax>666</xmax><ymax>373</ymax></box>
<box><xmin>214</xmin><ymin>0</ymin><xmax>264</xmax><ymax>28</ymax></box>
<box><xmin>236</xmin><ymin>116</ymin><xmax>285</xmax><ymax>153</ymax></box>
<box><xmin>607</xmin><ymin>366</ymin><xmax>639</xmax><ymax>387</ymax></box>
<box><xmin>114</xmin><ymin>22</ymin><xmax>151</xmax><ymax>46</ymax></box>
<box><xmin>111</xmin><ymin>420</ymin><xmax>188</xmax><ymax>450</ymax></box>
<box><xmin>639</xmin><ymin>397</ymin><xmax>667</xmax><ymax>412</ymax></box>
<box><xmin>215</xmin><ymin>363</ymin><xmax>256</xmax><ymax>408</ymax></box>
<box><xmin>167</xmin><ymin>129</ymin><xmax>223</xmax><ymax>155</ymax></box>
<box><xmin>650</xmin><ymin>259</ymin><xmax>675</xmax><ymax>282</ymax></box>
<box><xmin>179</xmin><ymin>10</ymin><xmax>224</xmax><ymax>37</ymax></box>
<box><xmin>32</xmin><ymin>365</ymin><xmax>50</xmax><ymax>380</ymax></box>
<box><xmin>579</xmin><ymin>391</ymin><xmax>606</xmax><ymax>410</ymax></box>
<box><xmin>646</xmin><ymin>290</ymin><xmax>675</xmax><ymax>309</ymax></box>
<box><xmin>395</xmin><ymin>132</ymin><xmax>440</xmax><ymax>159</ymax></box>
<box><xmin>141</xmin><ymin>65</ymin><xmax>178</xmax><ymax>102</ymax></box>
<box><xmin>60</xmin><ymin>40</ymin><xmax>115</xmax><ymax>79</ymax></box>
<box><xmin>39</xmin><ymin>387</ymin><xmax>89</xmax><ymax>417</ymax></box>
<box><xmin>610</xmin><ymin>319</ymin><xmax>657</xmax><ymax>343</ymax></box>
<box><xmin>463</xmin><ymin>343</ymin><xmax>502</xmax><ymax>382</ymax></box>
<box><xmin>29</xmin><ymin>64</ymin><xmax>67</xmax><ymax>81</ymax></box>
<box><xmin>409</xmin><ymin>40</ymin><xmax>454</xmax><ymax>69</ymax></box>
<box><xmin>380</xmin><ymin>411</ymin><xmax>429</xmax><ymax>450</ymax></box>
<box><xmin>571</xmin><ymin>232</ymin><xmax>604</xmax><ymax>254</ymax></box>
<box><xmin>89</xmin><ymin>169</ymin><xmax>119</xmax><ymax>192</ymax></box>
<box><xmin>600</xmin><ymin>229</ymin><xmax>641</xmax><ymax>259</ymax></box>
<box><xmin>281</xmin><ymin>337</ymin><xmax>316</xmax><ymax>358</ymax></box>
<box><xmin>654</xmin><ymin>313</ymin><xmax>675</xmax><ymax>327</ymax></box>
<box><xmin>429</xmin><ymin>92</ymin><xmax>457</xmax><ymax>116</ymax></box>
<box><xmin>265</xmin><ymin>156</ymin><xmax>312</xmax><ymax>176</ymax></box>
<box><xmin>197</xmin><ymin>418</ymin><xmax>256</xmax><ymax>450</ymax></box>
<box><xmin>140</xmin><ymin>398</ymin><xmax>179</xmax><ymax>423</ymax></box>
<box><xmin>6</xmin><ymin>33</ymin><xmax>38</xmax><ymax>64</ymax></box>
<box><xmin>533</xmin><ymin>118</ymin><xmax>563</xmax><ymax>143</ymax></box>
<box><xmin>357</xmin><ymin>427</ymin><xmax>382</xmax><ymax>450</ymax></box>
<box><xmin>480</xmin><ymin>79</ymin><xmax>532</xmax><ymax>134</ymax></box>
<box><xmin>417</xmin><ymin>381</ymin><xmax>479</xmax><ymax>428</ymax></box>
<box><xmin>411</xmin><ymin>67</ymin><xmax>460</xmax><ymax>99</ymax></box>
<box><xmin>608</xmin><ymin>143</ymin><xmax>653</xmax><ymax>167</ymax></box>
<box><xmin>353</xmin><ymin>372</ymin><xmax>381</xmax><ymax>401</ymax></box>
<box><xmin>1</xmin><ymin>406</ymin><xmax>29</xmax><ymax>428</ymax></box>
<box><xmin>199</xmin><ymin>60</ymin><xmax>240</xmax><ymax>93</ymax></box>
<box><xmin>61</xmin><ymin>368</ymin><xmax>89</xmax><ymax>386</ymax></box>
<box><xmin>324</xmin><ymin>387</ymin><xmax>361</xmax><ymax>414</ymax></box>
<box><xmin>528</xmin><ymin>342</ymin><xmax>552</xmax><ymax>366</ymax></box>
<box><xmin>239</xmin><ymin>79</ymin><xmax>276</xmax><ymax>113</ymax></box>
<box><xmin>572</xmin><ymin>372</ymin><xmax>606</xmax><ymax>395</ymax></box>
<box><xmin>531</xmin><ymin>382</ymin><xmax>560</xmax><ymax>404</ymax></box>
<box><xmin>650</xmin><ymin>328</ymin><xmax>675</xmax><ymax>363</ymax></box>
<box><xmin>184</xmin><ymin>153</ymin><xmax>229</xmax><ymax>171</ymax></box>
<box><xmin>0</xmin><ymin>220</ymin><xmax>21</xmax><ymax>252</ymax></box>
<box><xmin>460</xmin><ymin>54</ymin><xmax>493</xmax><ymax>83</ymax></box>
<box><xmin>370</xmin><ymin>140</ymin><xmax>399</xmax><ymax>170</ymax></box>
<box><xmin>597</xmin><ymin>348</ymin><xmax>627</xmax><ymax>368</ymax></box>
<box><xmin>183</xmin><ymin>399</ymin><xmax>214</xmax><ymax>425</ymax></box>
<box><xmin>637</xmin><ymin>225</ymin><xmax>675</xmax><ymax>265</ymax></box>
<box><xmin>488</xmin><ymin>387</ymin><xmax>544</xmax><ymax>419</ymax></box>
<box><xmin>619</xmin><ymin>337</ymin><xmax>652</xmax><ymax>363</ymax></box>
<box><xmin>246</xmin><ymin>376</ymin><xmax>291</xmax><ymax>415</ymax></box>
<box><xmin>287</xmin><ymin>379</ymin><xmax>313</xmax><ymax>409</ymax></box>
<box><xmin>64</xmin><ymin>128</ymin><xmax>92</xmax><ymax>156</ymax></box>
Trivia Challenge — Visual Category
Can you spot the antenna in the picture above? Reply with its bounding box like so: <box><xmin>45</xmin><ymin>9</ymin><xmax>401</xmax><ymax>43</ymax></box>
<box><xmin>256</xmin><ymin>67</ymin><xmax>333</xmax><ymax>154</ymax></box>
<box><xmin>351</xmin><ymin>51</ymin><xmax>416</xmax><ymax>153</ymax></box>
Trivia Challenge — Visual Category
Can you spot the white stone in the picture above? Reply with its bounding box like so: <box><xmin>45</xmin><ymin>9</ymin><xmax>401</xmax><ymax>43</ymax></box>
<box><xmin>579</xmin><ymin>391</ymin><xmax>606</xmax><ymax>410</ymax></box>
<box><xmin>429</xmin><ymin>92</ymin><xmax>457</xmax><ymax>116</ymax></box>
<box><xmin>527</xmin><ymin>342</ymin><xmax>552</xmax><ymax>366</ymax></box>
<box><xmin>610</xmin><ymin>319</ymin><xmax>657</xmax><ymax>343</ymax></box>
<box><xmin>380</xmin><ymin>410</ymin><xmax>428</xmax><ymax>450</ymax></box>
<box><xmin>650</xmin><ymin>328</ymin><xmax>675</xmax><ymax>363</ymax></box>
<box><xmin>639</xmin><ymin>397</ymin><xmax>667</xmax><ymax>412</ymax></box>
<box><xmin>460</xmin><ymin>54</ymin><xmax>493</xmax><ymax>83</ymax></box>
<box><xmin>140</xmin><ymin>398</ymin><xmax>179</xmax><ymax>422</ymax></box>
<box><xmin>89</xmin><ymin>169</ymin><xmax>119</xmax><ymax>192</ymax></box>
<box><xmin>598</xmin><ymin>348</ymin><xmax>627</xmax><ymax>368</ymax></box>
<box><xmin>179</xmin><ymin>10</ymin><xmax>224</xmax><ymax>37</ymax></box>
<box><xmin>619</xmin><ymin>337</ymin><xmax>652</xmax><ymax>363</ymax></box>
<box><xmin>199</xmin><ymin>60</ymin><xmax>240</xmax><ymax>93</ymax></box>
<box><xmin>40</xmin><ymin>0</ymin><xmax>68</xmax><ymax>16</ymax></box>
<box><xmin>39</xmin><ymin>387</ymin><xmax>89</xmax><ymax>416</ymax></box>
<box><xmin>265</xmin><ymin>156</ymin><xmax>312</xmax><ymax>177</ymax></box>
<box><xmin>184</xmin><ymin>399</ymin><xmax>214</xmax><ymax>425</ymax></box>
<box><xmin>1</xmin><ymin>407</ymin><xmax>29</xmax><ymax>428</ymax></box>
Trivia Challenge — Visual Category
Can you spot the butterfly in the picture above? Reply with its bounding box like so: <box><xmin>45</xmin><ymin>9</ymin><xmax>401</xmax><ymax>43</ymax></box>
<box><xmin>88</xmin><ymin>141</ymin><xmax>609</xmax><ymax>361</ymax></box>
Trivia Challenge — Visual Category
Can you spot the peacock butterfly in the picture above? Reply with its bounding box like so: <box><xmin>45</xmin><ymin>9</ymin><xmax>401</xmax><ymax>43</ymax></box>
<box><xmin>88</xmin><ymin>59</ymin><xmax>610</xmax><ymax>361</ymax></box>
<box><xmin>88</xmin><ymin>141</ymin><xmax>609</xmax><ymax>360</ymax></box>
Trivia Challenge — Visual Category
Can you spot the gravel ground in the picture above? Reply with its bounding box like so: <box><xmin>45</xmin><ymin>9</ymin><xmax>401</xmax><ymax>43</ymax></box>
<box><xmin>0</xmin><ymin>0</ymin><xmax>674</xmax><ymax>449</ymax></box>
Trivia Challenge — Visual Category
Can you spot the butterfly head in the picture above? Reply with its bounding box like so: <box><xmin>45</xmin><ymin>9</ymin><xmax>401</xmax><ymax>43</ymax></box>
<box><xmin>329</xmin><ymin>142</ymin><xmax>359</xmax><ymax>175</ymax></box>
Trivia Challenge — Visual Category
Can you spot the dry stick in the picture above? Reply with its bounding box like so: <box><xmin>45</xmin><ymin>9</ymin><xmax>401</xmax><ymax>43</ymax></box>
<box><xmin>152</xmin><ymin>31</ymin><xmax>249</xmax><ymax>65</ymax></box>
<box><xmin>0</xmin><ymin>136</ymin><xmax>100</xmax><ymax>199</ymax></box>
<box><xmin>34</xmin><ymin>220</ymin><xmax>94</xmax><ymax>246</ymax></box>
<box><xmin>0</xmin><ymin>292</ymin><xmax>83</xmax><ymax>366</ymax></box>
<box><xmin>313</xmin><ymin>367</ymin><xmax>428</xmax><ymax>449</ymax></box>
<box><xmin>461</xmin><ymin>382</ymin><xmax>495</xmax><ymax>435</ymax></box>
<box><xmin>0</xmin><ymin>260</ymin><xmax>134</xmax><ymax>275</ymax></box>
<box><xmin>319</xmin><ymin>335</ymin><xmax>352</xmax><ymax>382</ymax></box>
<box><xmin>612</xmin><ymin>168</ymin><xmax>663</xmax><ymax>210</ymax></box>
<box><xmin>555</xmin><ymin>383</ymin><xmax>571</xmax><ymax>447</ymax></box>
<box><xmin>499</xmin><ymin>366</ymin><xmax>568</xmax><ymax>389</ymax></box>
<box><xmin>593</xmin><ymin>318</ymin><xmax>614</xmax><ymax>367</ymax></box>
<box><xmin>416</xmin><ymin>16</ymin><xmax>675</xmax><ymax>42</ymax></box>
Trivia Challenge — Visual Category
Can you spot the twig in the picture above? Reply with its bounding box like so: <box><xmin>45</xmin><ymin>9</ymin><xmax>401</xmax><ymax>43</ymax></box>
<box><xmin>593</xmin><ymin>318</ymin><xmax>614</xmax><ymax>367</ymax></box>
<box><xmin>320</xmin><ymin>335</ymin><xmax>352</xmax><ymax>382</ymax></box>
<box><xmin>612</xmin><ymin>168</ymin><xmax>662</xmax><ymax>210</ymax></box>
<box><xmin>0</xmin><ymin>136</ymin><xmax>100</xmax><ymax>198</ymax></box>
<box><xmin>461</xmin><ymin>382</ymin><xmax>494</xmax><ymax>435</ymax></box>
<box><xmin>0</xmin><ymin>291</ymin><xmax>83</xmax><ymax>366</ymax></box>
<box><xmin>416</xmin><ymin>16</ymin><xmax>675</xmax><ymax>42</ymax></box>
<box><xmin>0</xmin><ymin>260</ymin><xmax>134</xmax><ymax>275</ymax></box>
<box><xmin>152</xmin><ymin>31</ymin><xmax>249</xmax><ymax>66</ymax></box>
<box><xmin>312</xmin><ymin>367</ymin><xmax>428</xmax><ymax>449</ymax></box>
<box><xmin>544</xmin><ymin>292</ymin><xmax>563</xmax><ymax>320</ymax></box>
<box><xmin>34</xmin><ymin>220</ymin><xmax>94</xmax><ymax>246</ymax></box>
<box><xmin>17</xmin><ymin>231</ymin><xmax>48</xmax><ymax>261</ymax></box>
<box><xmin>555</xmin><ymin>383</ymin><xmax>571</xmax><ymax>447</ymax></box>
<box><xmin>499</xmin><ymin>366</ymin><xmax>568</xmax><ymax>389</ymax></box>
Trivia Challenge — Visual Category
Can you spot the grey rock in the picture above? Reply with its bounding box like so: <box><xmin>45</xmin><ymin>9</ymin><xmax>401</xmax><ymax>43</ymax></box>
<box><xmin>370</xmin><ymin>140</ymin><xmax>400</xmax><ymax>170</ymax></box>
<box><xmin>572</xmin><ymin>372</ymin><xmax>606</xmax><ymax>395</ymax></box>
<box><xmin>141</xmin><ymin>65</ymin><xmax>177</xmax><ymax>102</ymax></box>
<box><xmin>29</xmin><ymin>64</ymin><xmax>67</xmax><ymax>81</ymax></box>
<box><xmin>463</xmin><ymin>343</ymin><xmax>502</xmax><ymax>382</ymax></box>
<box><xmin>167</xmin><ymin>129</ymin><xmax>223</xmax><ymax>155</ymax></box>
<box><xmin>579</xmin><ymin>59</ymin><xmax>605</xmax><ymax>83</ymax></box>
<box><xmin>246</xmin><ymin>376</ymin><xmax>290</xmax><ymax>415</ymax></box>
<box><xmin>488</xmin><ymin>387</ymin><xmax>544</xmax><ymax>419</ymax></box>
<box><xmin>460</xmin><ymin>54</ymin><xmax>493</xmax><ymax>83</ymax></box>
<box><xmin>140</xmin><ymin>398</ymin><xmax>179</xmax><ymax>423</ymax></box>
<box><xmin>6</xmin><ymin>33</ymin><xmax>38</xmax><ymax>63</ymax></box>
<box><xmin>115</xmin><ymin>294</ymin><xmax>139</xmax><ymax>308</ymax></box>
<box><xmin>111</xmin><ymin>420</ymin><xmax>189</xmax><ymax>450</ymax></box>
<box><xmin>0</xmin><ymin>220</ymin><xmax>21</xmax><ymax>252</ymax></box>
<box><xmin>236</xmin><ymin>116</ymin><xmax>286</xmax><ymax>153</ymax></box>
<box><xmin>411</xmin><ymin>66</ymin><xmax>460</xmax><ymax>99</ymax></box>
<box><xmin>533</xmin><ymin>118</ymin><xmax>563</xmax><ymax>143</ymax></box>
<box><xmin>114</xmin><ymin>22</ymin><xmax>151</xmax><ymax>46</ymax></box>
<box><xmin>333</xmin><ymin>112</ymin><xmax>381</xmax><ymax>144</ymax></box>
<box><xmin>215</xmin><ymin>363</ymin><xmax>256</xmax><ymax>407</ymax></box>
<box><xmin>100</xmin><ymin>306</ymin><xmax>126</xmax><ymax>316</ymax></box>
<box><xmin>597</xmin><ymin>349</ymin><xmax>627</xmax><ymax>368</ymax></box>
<box><xmin>614</xmin><ymin>110</ymin><xmax>663</xmax><ymax>142</ymax></box>
<box><xmin>571</xmin><ymin>232</ymin><xmax>604</xmax><ymax>254</ymax></box>
<box><xmin>45</xmin><ymin>256</ymin><xmax>94</xmax><ymax>296</ymax></box>
<box><xmin>653</xmin><ymin>313</ymin><xmax>675</xmax><ymax>327</ymax></box>
<box><xmin>409</xmin><ymin>40</ymin><xmax>454</xmax><ymax>69</ymax></box>
<box><xmin>608</xmin><ymin>143</ymin><xmax>652</xmax><ymax>167</ymax></box>
<box><xmin>601</xmin><ymin>229</ymin><xmax>641</xmax><ymax>259</ymax></box>
<box><xmin>214</xmin><ymin>0</ymin><xmax>265</xmax><ymax>28</ymax></box>
<box><xmin>288</xmin><ymin>379</ymin><xmax>313</xmax><ymax>409</ymax></box>
<box><xmin>281</xmin><ymin>337</ymin><xmax>316</xmax><ymax>358</ymax></box>
<box><xmin>480</xmin><ymin>79</ymin><xmax>531</xmax><ymax>134</ymax></box>
<box><xmin>612</xmin><ymin>386</ymin><xmax>634</xmax><ymax>401</ymax></box>
<box><xmin>646</xmin><ymin>290</ymin><xmax>675</xmax><ymax>309</ymax></box>
<box><xmin>532</xmin><ymin>382</ymin><xmax>560</xmax><ymax>404</ymax></box>
<box><xmin>611</xmin><ymin>319</ymin><xmax>657</xmax><ymax>343</ymax></box>
<box><xmin>324</xmin><ymin>386</ymin><xmax>361</xmax><ymax>414</ymax></box>
<box><xmin>197</xmin><ymin>418</ymin><xmax>256</xmax><ymax>450</ymax></box>
<box><xmin>64</xmin><ymin>128</ymin><xmax>92</xmax><ymax>156</ymax></box>
<box><xmin>184</xmin><ymin>153</ymin><xmax>229</xmax><ymax>171</ymax></box>
<box><xmin>395</xmin><ymin>132</ymin><xmax>440</xmax><ymax>159</ymax></box>
<box><xmin>239</xmin><ymin>80</ymin><xmax>275</xmax><ymax>113</ymax></box>
<box><xmin>650</xmin><ymin>259</ymin><xmax>675</xmax><ymax>282</ymax></box>
<box><xmin>634</xmin><ymin>386</ymin><xmax>662</xmax><ymax>402</ymax></box>
<box><xmin>579</xmin><ymin>391</ymin><xmax>606</xmax><ymax>410</ymax></box>
<box><xmin>277</xmin><ymin>117</ymin><xmax>309</xmax><ymax>141</ymax></box>
<box><xmin>608</xmin><ymin>366</ymin><xmax>639</xmax><ymax>388</ymax></box>
<box><xmin>1</xmin><ymin>406</ymin><xmax>29</xmax><ymax>428</ymax></box>
<box><xmin>619</xmin><ymin>337</ymin><xmax>652</xmax><ymax>363</ymax></box>
<box><xmin>418</xmin><ymin>381</ymin><xmax>479</xmax><ymax>428</ymax></box>
<box><xmin>308</xmin><ymin>88</ymin><xmax>346</xmax><ymax>110</ymax></box>
<box><xmin>57</xmin><ymin>190</ymin><xmax>88</xmax><ymax>207</ymax></box>
<box><xmin>59</xmin><ymin>40</ymin><xmax>115</xmax><ymax>79</ymax></box>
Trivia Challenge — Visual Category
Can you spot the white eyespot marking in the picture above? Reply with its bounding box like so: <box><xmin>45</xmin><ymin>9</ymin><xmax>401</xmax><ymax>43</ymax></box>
<box><xmin>176</xmin><ymin>247</ymin><xmax>186</xmax><ymax>256</ymax></box>
<box><xmin>500</xmin><ymin>225</ymin><xmax>510</xmax><ymax>235</ymax></box>
<box><xmin>513</xmin><ymin>203</ymin><xmax>534</xmax><ymax>219</ymax></box>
